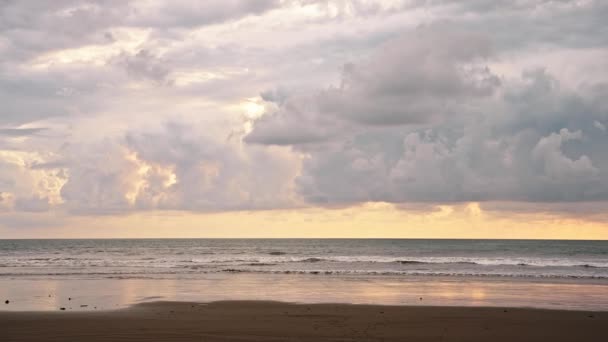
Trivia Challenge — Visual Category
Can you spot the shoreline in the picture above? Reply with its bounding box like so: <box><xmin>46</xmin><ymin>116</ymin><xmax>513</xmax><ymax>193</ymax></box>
<box><xmin>3</xmin><ymin>273</ymin><xmax>608</xmax><ymax>312</ymax></box>
<box><xmin>4</xmin><ymin>299</ymin><xmax>608</xmax><ymax>314</ymax></box>
<box><xmin>2</xmin><ymin>301</ymin><xmax>606</xmax><ymax>341</ymax></box>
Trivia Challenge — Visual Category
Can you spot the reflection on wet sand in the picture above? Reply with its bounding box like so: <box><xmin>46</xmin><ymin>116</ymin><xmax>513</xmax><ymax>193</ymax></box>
<box><xmin>1</xmin><ymin>274</ymin><xmax>608</xmax><ymax>311</ymax></box>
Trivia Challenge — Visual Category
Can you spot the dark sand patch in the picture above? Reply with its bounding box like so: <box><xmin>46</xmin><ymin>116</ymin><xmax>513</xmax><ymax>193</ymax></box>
<box><xmin>1</xmin><ymin>301</ymin><xmax>606</xmax><ymax>341</ymax></box>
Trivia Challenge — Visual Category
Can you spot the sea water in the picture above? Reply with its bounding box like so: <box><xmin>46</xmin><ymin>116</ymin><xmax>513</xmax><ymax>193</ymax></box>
<box><xmin>1</xmin><ymin>239</ymin><xmax>608</xmax><ymax>311</ymax></box>
<box><xmin>1</xmin><ymin>239</ymin><xmax>607</xmax><ymax>279</ymax></box>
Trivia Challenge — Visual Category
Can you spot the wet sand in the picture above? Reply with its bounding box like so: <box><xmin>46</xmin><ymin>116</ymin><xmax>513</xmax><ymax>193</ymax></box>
<box><xmin>3</xmin><ymin>274</ymin><xmax>608</xmax><ymax>311</ymax></box>
<box><xmin>1</xmin><ymin>301</ymin><xmax>606</xmax><ymax>341</ymax></box>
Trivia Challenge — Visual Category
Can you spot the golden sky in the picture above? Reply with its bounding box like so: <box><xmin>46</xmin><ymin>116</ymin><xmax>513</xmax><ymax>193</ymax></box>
<box><xmin>2</xmin><ymin>202</ymin><xmax>606</xmax><ymax>239</ymax></box>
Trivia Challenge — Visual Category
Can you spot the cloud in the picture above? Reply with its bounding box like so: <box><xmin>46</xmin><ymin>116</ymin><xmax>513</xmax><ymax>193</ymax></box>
<box><xmin>319</xmin><ymin>28</ymin><xmax>497</xmax><ymax>126</ymax></box>
<box><xmin>249</xmin><ymin>61</ymin><xmax>608</xmax><ymax>204</ymax></box>
<box><xmin>128</xmin><ymin>0</ymin><xmax>281</xmax><ymax>28</ymax></box>
<box><xmin>531</xmin><ymin>129</ymin><xmax>598</xmax><ymax>182</ymax></box>
<box><xmin>0</xmin><ymin>1</ymin><xmax>281</xmax><ymax>58</ymax></box>
<box><xmin>414</xmin><ymin>1</ymin><xmax>608</xmax><ymax>50</ymax></box>
<box><xmin>14</xmin><ymin>195</ymin><xmax>51</xmax><ymax>212</ymax></box>
<box><xmin>59</xmin><ymin>122</ymin><xmax>300</xmax><ymax>214</ymax></box>
<box><xmin>1</xmin><ymin>0</ymin><xmax>608</xmax><ymax>226</ymax></box>
<box><xmin>246</xmin><ymin>26</ymin><xmax>498</xmax><ymax>145</ymax></box>
<box><xmin>113</xmin><ymin>49</ymin><xmax>171</xmax><ymax>83</ymax></box>
<box><xmin>0</xmin><ymin>127</ymin><xmax>46</xmax><ymax>136</ymax></box>
<box><xmin>0</xmin><ymin>152</ymin><xmax>65</xmax><ymax>214</ymax></box>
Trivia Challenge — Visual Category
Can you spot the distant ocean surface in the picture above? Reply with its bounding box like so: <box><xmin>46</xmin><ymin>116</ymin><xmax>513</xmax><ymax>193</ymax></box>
<box><xmin>2</xmin><ymin>239</ymin><xmax>608</xmax><ymax>280</ymax></box>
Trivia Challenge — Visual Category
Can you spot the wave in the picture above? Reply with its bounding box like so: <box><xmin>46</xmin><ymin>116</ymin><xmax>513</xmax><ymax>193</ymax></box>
<box><xmin>299</xmin><ymin>258</ymin><xmax>324</xmax><ymax>263</ymax></box>
<box><xmin>301</xmin><ymin>256</ymin><xmax>608</xmax><ymax>268</ymax></box>
<box><xmin>4</xmin><ymin>255</ymin><xmax>608</xmax><ymax>270</ymax></box>
<box><xmin>278</xmin><ymin>256</ymin><xmax>608</xmax><ymax>268</ymax></box>
<box><xmin>3</xmin><ymin>266</ymin><xmax>608</xmax><ymax>280</ymax></box>
<box><xmin>398</xmin><ymin>260</ymin><xmax>477</xmax><ymax>265</ymax></box>
<box><xmin>216</xmin><ymin>269</ymin><xmax>608</xmax><ymax>279</ymax></box>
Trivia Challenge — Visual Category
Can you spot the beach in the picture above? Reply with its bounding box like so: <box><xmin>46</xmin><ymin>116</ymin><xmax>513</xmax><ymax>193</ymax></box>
<box><xmin>2</xmin><ymin>239</ymin><xmax>608</xmax><ymax>340</ymax></box>
<box><xmin>2</xmin><ymin>301</ymin><xmax>606</xmax><ymax>341</ymax></box>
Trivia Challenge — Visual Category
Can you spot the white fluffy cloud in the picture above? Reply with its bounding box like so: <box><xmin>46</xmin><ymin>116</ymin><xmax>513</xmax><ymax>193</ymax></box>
<box><xmin>58</xmin><ymin>123</ymin><xmax>300</xmax><ymax>214</ymax></box>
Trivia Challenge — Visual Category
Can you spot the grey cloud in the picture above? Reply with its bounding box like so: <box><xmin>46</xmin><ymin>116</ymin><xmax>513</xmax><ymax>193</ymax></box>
<box><xmin>114</xmin><ymin>49</ymin><xmax>171</xmax><ymax>83</ymax></box>
<box><xmin>130</xmin><ymin>0</ymin><xmax>280</xmax><ymax>28</ymax></box>
<box><xmin>531</xmin><ymin>129</ymin><xmax>599</xmax><ymax>182</ymax></box>
<box><xmin>0</xmin><ymin>1</ymin><xmax>281</xmax><ymax>59</ymax></box>
<box><xmin>246</xmin><ymin>26</ymin><xmax>498</xmax><ymax>145</ymax></box>
<box><xmin>0</xmin><ymin>74</ymin><xmax>67</xmax><ymax>126</ymax></box>
<box><xmin>244</xmin><ymin>92</ymin><xmax>349</xmax><ymax>145</ymax></box>
<box><xmin>0</xmin><ymin>127</ymin><xmax>46</xmax><ymax>136</ymax></box>
<box><xmin>594</xmin><ymin>120</ymin><xmax>606</xmax><ymax>132</ymax></box>
<box><xmin>0</xmin><ymin>1</ymin><xmax>129</xmax><ymax>59</ymax></box>
<box><xmin>14</xmin><ymin>195</ymin><xmax>50</xmax><ymax>212</ymax></box>
<box><xmin>290</xmin><ymin>69</ymin><xmax>608</xmax><ymax>205</ymax></box>
<box><xmin>243</xmin><ymin>19</ymin><xmax>608</xmax><ymax>205</ymax></box>
<box><xmin>427</xmin><ymin>1</ymin><xmax>608</xmax><ymax>50</ymax></box>
<box><xmin>29</xmin><ymin>160</ymin><xmax>68</xmax><ymax>170</ymax></box>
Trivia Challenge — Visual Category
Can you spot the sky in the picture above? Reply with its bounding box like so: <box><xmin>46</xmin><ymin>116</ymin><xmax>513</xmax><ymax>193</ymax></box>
<box><xmin>1</xmin><ymin>0</ymin><xmax>608</xmax><ymax>239</ymax></box>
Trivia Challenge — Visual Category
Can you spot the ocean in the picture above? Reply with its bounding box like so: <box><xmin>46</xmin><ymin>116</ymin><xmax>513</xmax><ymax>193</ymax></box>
<box><xmin>1</xmin><ymin>239</ymin><xmax>607</xmax><ymax>279</ymax></box>
<box><xmin>2</xmin><ymin>239</ymin><xmax>608</xmax><ymax>311</ymax></box>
